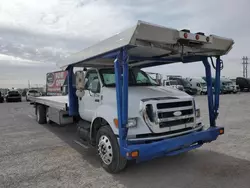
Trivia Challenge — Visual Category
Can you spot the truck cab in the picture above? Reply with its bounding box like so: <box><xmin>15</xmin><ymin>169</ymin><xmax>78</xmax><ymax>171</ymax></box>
<box><xmin>76</xmin><ymin>67</ymin><xmax>202</xmax><ymax>144</ymax></box>
<box><xmin>162</xmin><ymin>79</ymin><xmax>185</xmax><ymax>91</ymax></box>
<box><xmin>170</xmin><ymin>77</ymin><xmax>198</xmax><ymax>95</ymax></box>
<box><xmin>186</xmin><ymin>77</ymin><xmax>207</xmax><ymax>95</ymax></box>
<box><xmin>220</xmin><ymin>78</ymin><xmax>234</xmax><ymax>94</ymax></box>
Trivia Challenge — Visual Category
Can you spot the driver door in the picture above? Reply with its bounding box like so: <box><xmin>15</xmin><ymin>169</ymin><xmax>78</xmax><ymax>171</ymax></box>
<box><xmin>79</xmin><ymin>70</ymin><xmax>101</xmax><ymax>122</ymax></box>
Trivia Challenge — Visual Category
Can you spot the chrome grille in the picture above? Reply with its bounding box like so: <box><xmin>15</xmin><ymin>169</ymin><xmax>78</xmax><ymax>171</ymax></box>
<box><xmin>156</xmin><ymin>99</ymin><xmax>195</xmax><ymax>131</ymax></box>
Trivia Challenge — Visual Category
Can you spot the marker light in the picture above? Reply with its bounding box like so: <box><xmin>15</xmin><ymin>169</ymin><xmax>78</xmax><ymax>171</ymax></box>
<box><xmin>126</xmin><ymin>151</ymin><xmax>139</xmax><ymax>158</ymax></box>
<box><xmin>113</xmin><ymin>118</ymin><xmax>119</xmax><ymax>128</ymax></box>
<box><xmin>219</xmin><ymin>128</ymin><xmax>224</xmax><ymax>135</ymax></box>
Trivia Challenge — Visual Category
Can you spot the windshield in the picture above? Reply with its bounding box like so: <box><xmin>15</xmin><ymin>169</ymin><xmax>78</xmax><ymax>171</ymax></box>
<box><xmin>181</xmin><ymin>79</ymin><xmax>190</xmax><ymax>87</ymax></box>
<box><xmin>170</xmin><ymin>80</ymin><xmax>178</xmax><ymax>85</ymax></box>
<box><xmin>99</xmin><ymin>68</ymin><xmax>159</xmax><ymax>87</ymax></box>
<box><xmin>223</xmin><ymin>81</ymin><xmax>233</xmax><ymax>86</ymax></box>
<box><xmin>8</xmin><ymin>91</ymin><xmax>19</xmax><ymax>95</ymax></box>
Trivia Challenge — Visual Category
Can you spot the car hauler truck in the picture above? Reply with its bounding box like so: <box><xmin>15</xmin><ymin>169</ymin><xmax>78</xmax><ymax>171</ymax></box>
<box><xmin>31</xmin><ymin>20</ymin><xmax>234</xmax><ymax>173</ymax></box>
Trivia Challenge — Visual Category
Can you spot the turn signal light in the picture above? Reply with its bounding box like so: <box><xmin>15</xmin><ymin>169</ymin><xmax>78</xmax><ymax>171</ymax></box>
<box><xmin>113</xmin><ymin>118</ymin><xmax>119</xmax><ymax>128</ymax></box>
<box><xmin>219</xmin><ymin>128</ymin><xmax>224</xmax><ymax>135</ymax></box>
<box><xmin>126</xmin><ymin>150</ymin><xmax>139</xmax><ymax>158</ymax></box>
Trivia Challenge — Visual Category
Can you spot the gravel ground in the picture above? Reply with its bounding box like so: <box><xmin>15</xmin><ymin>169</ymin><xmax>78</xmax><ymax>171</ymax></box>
<box><xmin>0</xmin><ymin>93</ymin><xmax>250</xmax><ymax>188</ymax></box>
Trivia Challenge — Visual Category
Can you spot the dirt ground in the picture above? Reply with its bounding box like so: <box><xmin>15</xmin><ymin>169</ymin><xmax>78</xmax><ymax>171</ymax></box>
<box><xmin>0</xmin><ymin>93</ymin><xmax>250</xmax><ymax>188</ymax></box>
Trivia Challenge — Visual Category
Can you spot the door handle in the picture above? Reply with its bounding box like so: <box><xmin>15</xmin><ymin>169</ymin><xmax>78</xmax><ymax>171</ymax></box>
<box><xmin>95</xmin><ymin>99</ymin><xmax>100</xmax><ymax>102</ymax></box>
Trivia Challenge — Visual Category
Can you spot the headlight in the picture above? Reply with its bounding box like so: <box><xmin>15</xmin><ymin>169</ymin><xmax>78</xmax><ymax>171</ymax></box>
<box><xmin>195</xmin><ymin>109</ymin><xmax>201</xmax><ymax>118</ymax></box>
<box><xmin>126</xmin><ymin>118</ymin><xmax>137</xmax><ymax>128</ymax></box>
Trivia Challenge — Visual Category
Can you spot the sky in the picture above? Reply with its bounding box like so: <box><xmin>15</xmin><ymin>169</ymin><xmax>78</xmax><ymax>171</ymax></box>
<box><xmin>0</xmin><ymin>0</ymin><xmax>249</xmax><ymax>88</ymax></box>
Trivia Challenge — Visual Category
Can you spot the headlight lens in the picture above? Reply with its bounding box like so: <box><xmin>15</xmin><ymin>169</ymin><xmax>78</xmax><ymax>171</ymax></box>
<box><xmin>126</xmin><ymin>118</ymin><xmax>137</xmax><ymax>128</ymax></box>
<box><xmin>196</xmin><ymin>109</ymin><xmax>201</xmax><ymax>118</ymax></box>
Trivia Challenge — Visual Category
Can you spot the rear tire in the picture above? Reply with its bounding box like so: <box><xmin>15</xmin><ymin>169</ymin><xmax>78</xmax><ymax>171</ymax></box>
<box><xmin>36</xmin><ymin>105</ymin><xmax>46</xmax><ymax>124</ymax></box>
<box><xmin>96</xmin><ymin>126</ymin><xmax>127</xmax><ymax>174</ymax></box>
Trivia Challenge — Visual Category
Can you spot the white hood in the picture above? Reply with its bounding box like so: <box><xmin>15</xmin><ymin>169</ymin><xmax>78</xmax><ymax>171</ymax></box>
<box><xmin>101</xmin><ymin>86</ymin><xmax>192</xmax><ymax>113</ymax></box>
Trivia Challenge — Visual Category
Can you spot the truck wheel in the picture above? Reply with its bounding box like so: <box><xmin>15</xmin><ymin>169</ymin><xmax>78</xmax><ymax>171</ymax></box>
<box><xmin>96</xmin><ymin>126</ymin><xmax>127</xmax><ymax>173</ymax></box>
<box><xmin>36</xmin><ymin>105</ymin><xmax>46</xmax><ymax>124</ymax></box>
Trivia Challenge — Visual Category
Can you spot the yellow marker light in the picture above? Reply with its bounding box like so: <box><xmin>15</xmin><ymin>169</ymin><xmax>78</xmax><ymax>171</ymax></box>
<box><xmin>113</xmin><ymin>118</ymin><xmax>119</xmax><ymax>128</ymax></box>
<box><xmin>219</xmin><ymin>129</ymin><xmax>224</xmax><ymax>135</ymax></box>
<box><xmin>126</xmin><ymin>151</ymin><xmax>139</xmax><ymax>158</ymax></box>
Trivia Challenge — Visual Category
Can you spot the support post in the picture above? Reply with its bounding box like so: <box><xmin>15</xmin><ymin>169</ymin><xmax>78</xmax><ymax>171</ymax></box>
<box><xmin>202</xmin><ymin>58</ymin><xmax>215</xmax><ymax>127</ymax></box>
<box><xmin>114</xmin><ymin>48</ymin><xmax>128</xmax><ymax>156</ymax></box>
<box><xmin>67</xmin><ymin>66</ymin><xmax>78</xmax><ymax>116</ymax></box>
<box><xmin>122</xmin><ymin>48</ymin><xmax>129</xmax><ymax>140</ymax></box>
<box><xmin>214</xmin><ymin>57</ymin><xmax>221</xmax><ymax>119</ymax></box>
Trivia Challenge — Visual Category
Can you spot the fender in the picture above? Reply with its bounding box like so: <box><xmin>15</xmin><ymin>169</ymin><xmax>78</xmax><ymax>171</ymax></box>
<box><xmin>90</xmin><ymin>104</ymin><xmax>118</xmax><ymax>140</ymax></box>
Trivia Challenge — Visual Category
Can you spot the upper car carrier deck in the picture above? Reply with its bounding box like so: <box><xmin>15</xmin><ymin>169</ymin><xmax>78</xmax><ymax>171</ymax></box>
<box><xmin>59</xmin><ymin>20</ymin><xmax>233</xmax><ymax>69</ymax></box>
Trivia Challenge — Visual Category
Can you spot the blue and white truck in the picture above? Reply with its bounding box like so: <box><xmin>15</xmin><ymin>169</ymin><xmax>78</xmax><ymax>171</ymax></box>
<box><xmin>31</xmin><ymin>20</ymin><xmax>234</xmax><ymax>173</ymax></box>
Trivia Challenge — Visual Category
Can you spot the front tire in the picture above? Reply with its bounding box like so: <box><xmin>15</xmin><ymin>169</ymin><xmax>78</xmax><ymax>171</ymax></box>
<box><xmin>96</xmin><ymin>126</ymin><xmax>127</xmax><ymax>173</ymax></box>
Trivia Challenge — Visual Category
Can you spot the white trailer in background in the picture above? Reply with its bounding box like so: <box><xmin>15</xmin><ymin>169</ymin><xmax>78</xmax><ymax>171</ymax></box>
<box><xmin>30</xmin><ymin>20</ymin><xmax>233</xmax><ymax>173</ymax></box>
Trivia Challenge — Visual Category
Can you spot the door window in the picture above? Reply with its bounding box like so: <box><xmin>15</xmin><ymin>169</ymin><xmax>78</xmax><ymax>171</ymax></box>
<box><xmin>85</xmin><ymin>70</ymin><xmax>100</xmax><ymax>92</ymax></box>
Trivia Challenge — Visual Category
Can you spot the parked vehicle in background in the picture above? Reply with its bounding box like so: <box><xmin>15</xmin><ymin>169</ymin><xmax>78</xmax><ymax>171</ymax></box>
<box><xmin>5</xmin><ymin>90</ymin><xmax>22</xmax><ymax>102</ymax></box>
<box><xmin>236</xmin><ymin>77</ymin><xmax>250</xmax><ymax>91</ymax></box>
<box><xmin>0</xmin><ymin>91</ymin><xmax>4</xmax><ymax>103</ymax></box>
<box><xmin>220</xmin><ymin>77</ymin><xmax>235</xmax><ymax>94</ymax></box>
<box><xmin>215</xmin><ymin>77</ymin><xmax>234</xmax><ymax>94</ymax></box>
<box><xmin>26</xmin><ymin>89</ymin><xmax>41</xmax><ymax>101</ymax></box>
<box><xmin>230</xmin><ymin>79</ymin><xmax>240</xmax><ymax>93</ymax></box>
<box><xmin>186</xmin><ymin>77</ymin><xmax>207</xmax><ymax>95</ymax></box>
<box><xmin>170</xmin><ymin>77</ymin><xmax>197</xmax><ymax>95</ymax></box>
<box><xmin>162</xmin><ymin>79</ymin><xmax>184</xmax><ymax>91</ymax></box>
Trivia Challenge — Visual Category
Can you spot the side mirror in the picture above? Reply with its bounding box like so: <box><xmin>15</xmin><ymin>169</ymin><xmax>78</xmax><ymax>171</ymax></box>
<box><xmin>75</xmin><ymin>71</ymin><xmax>85</xmax><ymax>90</ymax></box>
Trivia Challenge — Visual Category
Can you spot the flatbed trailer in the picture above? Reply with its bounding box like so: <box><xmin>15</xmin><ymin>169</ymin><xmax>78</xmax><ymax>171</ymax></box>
<box><xmin>31</xmin><ymin>20</ymin><xmax>234</xmax><ymax>173</ymax></box>
<box><xmin>31</xmin><ymin>96</ymin><xmax>68</xmax><ymax>111</ymax></box>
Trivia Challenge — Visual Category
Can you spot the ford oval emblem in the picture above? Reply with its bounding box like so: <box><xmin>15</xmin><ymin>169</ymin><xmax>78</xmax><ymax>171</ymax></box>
<box><xmin>173</xmin><ymin>111</ymin><xmax>182</xmax><ymax>116</ymax></box>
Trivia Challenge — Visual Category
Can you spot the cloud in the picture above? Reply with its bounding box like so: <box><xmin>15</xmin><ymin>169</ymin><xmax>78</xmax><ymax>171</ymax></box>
<box><xmin>0</xmin><ymin>0</ymin><xmax>249</xmax><ymax>88</ymax></box>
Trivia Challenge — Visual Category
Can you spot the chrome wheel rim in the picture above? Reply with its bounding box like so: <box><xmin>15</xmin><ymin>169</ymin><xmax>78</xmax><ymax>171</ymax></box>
<box><xmin>98</xmin><ymin>135</ymin><xmax>113</xmax><ymax>165</ymax></box>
